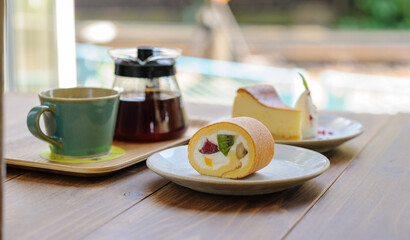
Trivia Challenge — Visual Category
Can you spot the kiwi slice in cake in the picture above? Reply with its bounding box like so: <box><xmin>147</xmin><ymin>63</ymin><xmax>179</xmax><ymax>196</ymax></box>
<box><xmin>217</xmin><ymin>134</ymin><xmax>235</xmax><ymax>156</ymax></box>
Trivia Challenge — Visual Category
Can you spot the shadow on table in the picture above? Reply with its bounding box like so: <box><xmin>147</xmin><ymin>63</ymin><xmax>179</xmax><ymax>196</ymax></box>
<box><xmin>147</xmin><ymin>179</ymin><xmax>325</xmax><ymax>213</ymax></box>
<box><xmin>6</xmin><ymin>160</ymin><xmax>149</xmax><ymax>187</ymax></box>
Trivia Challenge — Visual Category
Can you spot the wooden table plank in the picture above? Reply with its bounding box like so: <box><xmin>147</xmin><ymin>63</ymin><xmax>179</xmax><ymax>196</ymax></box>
<box><xmin>285</xmin><ymin>113</ymin><xmax>410</xmax><ymax>240</ymax></box>
<box><xmin>4</xmin><ymin>163</ymin><xmax>168</xmax><ymax>240</ymax></box>
<box><xmin>82</xmin><ymin>113</ymin><xmax>391</xmax><ymax>240</ymax></box>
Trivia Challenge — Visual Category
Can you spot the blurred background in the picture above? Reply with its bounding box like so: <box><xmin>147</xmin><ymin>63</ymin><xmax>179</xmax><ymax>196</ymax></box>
<box><xmin>4</xmin><ymin>0</ymin><xmax>410</xmax><ymax>113</ymax></box>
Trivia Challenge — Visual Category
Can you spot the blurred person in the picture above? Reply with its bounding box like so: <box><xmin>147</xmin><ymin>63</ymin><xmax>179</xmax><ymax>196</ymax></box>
<box><xmin>192</xmin><ymin>0</ymin><xmax>251</xmax><ymax>62</ymax></box>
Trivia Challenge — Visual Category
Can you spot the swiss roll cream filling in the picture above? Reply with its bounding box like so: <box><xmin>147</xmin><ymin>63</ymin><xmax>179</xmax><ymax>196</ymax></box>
<box><xmin>193</xmin><ymin>130</ymin><xmax>249</xmax><ymax>170</ymax></box>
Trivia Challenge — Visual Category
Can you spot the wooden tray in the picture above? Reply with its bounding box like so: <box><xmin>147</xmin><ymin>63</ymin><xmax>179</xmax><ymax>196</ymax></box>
<box><xmin>5</xmin><ymin>119</ymin><xmax>209</xmax><ymax>176</ymax></box>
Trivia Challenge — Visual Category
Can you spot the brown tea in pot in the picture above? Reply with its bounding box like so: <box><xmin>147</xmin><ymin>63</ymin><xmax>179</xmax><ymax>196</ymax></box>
<box><xmin>114</xmin><ymin>89</ymin><xmax>187</xmax><ymax>141</ymax></box>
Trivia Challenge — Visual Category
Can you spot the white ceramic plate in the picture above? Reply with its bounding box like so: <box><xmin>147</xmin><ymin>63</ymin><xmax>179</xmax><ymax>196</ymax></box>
<box><xmin>147</xmin><ymin>144</ymin><xmax>330</xmax><ymax>196</ymax></box>
<box><xmin>211</xmin><ymin>115</ymin><xmax>364</xmax><ymax>153</ymax></box>
<box><xmin>276</xmin><ymin>115</ymin><xmax>364</xmax><ymax>152</ymax></box>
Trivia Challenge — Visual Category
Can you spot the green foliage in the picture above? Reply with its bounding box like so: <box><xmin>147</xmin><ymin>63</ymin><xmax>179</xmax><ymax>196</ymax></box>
<box><xmin>338</xmin><ymin>0</ymin><xmax>410</xmax><ymax>29</ymax></box>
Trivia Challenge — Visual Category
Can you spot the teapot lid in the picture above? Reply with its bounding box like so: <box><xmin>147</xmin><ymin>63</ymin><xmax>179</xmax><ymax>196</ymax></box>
<box><xmin>109</xmin><ymin>46</ymin><xmax>181</xmax><ymax>78</ymax></box>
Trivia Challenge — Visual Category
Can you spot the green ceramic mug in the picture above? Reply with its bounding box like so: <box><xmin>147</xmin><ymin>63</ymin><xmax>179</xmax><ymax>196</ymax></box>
<box><xmin>27</xmin><ymin>87</ymin><xmax>120</xmax><ymax>159</ymax></box>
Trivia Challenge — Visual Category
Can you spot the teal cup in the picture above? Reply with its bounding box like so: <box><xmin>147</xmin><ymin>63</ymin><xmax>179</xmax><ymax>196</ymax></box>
<box><xmin>27</xmin><ymin>87</ymin><xmax>120</xmax><ymax>159</ymax></box>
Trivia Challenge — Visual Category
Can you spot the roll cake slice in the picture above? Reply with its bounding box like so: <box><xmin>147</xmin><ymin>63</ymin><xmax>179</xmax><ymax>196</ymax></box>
<box><xmin>188</xmin><ymin>117</ymin><xmax>275</xmax><ymax>179</ymax></box>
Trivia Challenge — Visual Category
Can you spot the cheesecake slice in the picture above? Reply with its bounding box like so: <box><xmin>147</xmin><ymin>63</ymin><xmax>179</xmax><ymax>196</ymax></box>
<box><xmin>188</xmin><ymin>117</ymin><xmax>274</xmax><ymax>179</ymax></box>
<box><xmin>232</xmin><ymin>85</ymin><xmax>302</xmax><ymax>140</ymax></box>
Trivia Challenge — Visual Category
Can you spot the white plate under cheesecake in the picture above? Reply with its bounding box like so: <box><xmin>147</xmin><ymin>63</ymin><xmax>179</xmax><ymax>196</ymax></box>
<box><xmin>275</xmin><ymin>114</ymin><xmax>363</xmax><ymax>152</ymax></box>
<box><xmin>211</xmin><ymin>114</ymin><xmax>363</xmax><ymax>153</ymax></box>
<box><xmin>147</xmin><ymin>144</ymin><xmax>330</xmax><ymax>196</ymax></box>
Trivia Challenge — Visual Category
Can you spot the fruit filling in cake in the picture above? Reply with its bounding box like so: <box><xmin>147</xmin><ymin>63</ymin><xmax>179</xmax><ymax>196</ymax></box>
<box><xmin>193</xmin><ymin>131</ymin><xmax>249</xmax><ymax>171</ymax></box>
<box><xmin>188</xmin><ymin>117</ymin><xmax>274</xmax><ymax>179</ymax></box>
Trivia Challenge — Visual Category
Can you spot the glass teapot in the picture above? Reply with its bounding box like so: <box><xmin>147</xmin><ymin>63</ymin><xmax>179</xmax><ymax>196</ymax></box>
<box><xmin>108</xmin><ymin>46</ymin><xmax>187</xmax><ymax>141</ymax></box>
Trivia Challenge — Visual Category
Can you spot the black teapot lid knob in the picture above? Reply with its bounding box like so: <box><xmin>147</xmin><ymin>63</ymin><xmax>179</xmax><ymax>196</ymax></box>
<box><xmin>137</xmin><ymin>47</ymin><xmax>153</xmax><ymax>61</ymax></box>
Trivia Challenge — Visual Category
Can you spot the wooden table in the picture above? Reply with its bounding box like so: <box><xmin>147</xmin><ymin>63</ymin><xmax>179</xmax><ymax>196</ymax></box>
<box><xmin>4</xmin><ymin>93</ymin><xmax>410</xmax><ymax>240</ymax></box>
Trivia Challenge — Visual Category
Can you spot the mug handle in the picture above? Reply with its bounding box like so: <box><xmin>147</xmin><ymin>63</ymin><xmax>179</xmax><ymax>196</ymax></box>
<box><xmin>27</xmin><ymin>105</ymin><xmax>63</xmax><ymax>149</ymax></box>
